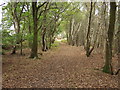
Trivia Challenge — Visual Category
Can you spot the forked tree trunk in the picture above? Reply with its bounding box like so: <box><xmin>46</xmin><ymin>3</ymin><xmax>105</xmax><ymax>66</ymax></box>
<box><xmin>103</xmin><ymin>1</ymin><xmax>116</xmax><ymax>74</ymax></box>
<box><xmin>11</xmin><ymin>16</ymin><xmax>20</xmax><ymax>54</ymax></box>
<box><xmin>10</xmin><ymin>2</ymin><xmax>24</xmax><ymax>54</ymax></box>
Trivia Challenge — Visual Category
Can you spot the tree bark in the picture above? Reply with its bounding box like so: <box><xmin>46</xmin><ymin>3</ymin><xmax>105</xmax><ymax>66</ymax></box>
<box><xmin>68</xmin><ymin>18</ymin><xmax>72</xmax><ymax>45</ymax></box>
<box><xmin>86</xmin><ymin>2</ymin><xmax>93</xmax><ymax>57</ymax></box>
<box><xmin>117</xmin><ymin>1</ymin><xmax>120</xmax><ymax>81</ymax></box>
<box><xmin>30</xmin><ymin>2</ymin><xmax>38</xmax><ymax>58</ymax></box>
<box><xmin>103</xmin><ymin>1</ymin><xmax>116</xmax><ymax>74</ymax></box>
<box><xmin>117</xmin><ymin>1</ymin><xmax>120</xmax><ymax>54</ymax></box>
<box><xmin>20</xmin><ymin>18</ymin><xmax>25</xmax><ymax>55</ymax></box>
<box><xmin>42</xmin><ymin>27</ymin><xmax>47</xmax><ymax>51</ymax></box>
<box><xmin>41</xmin><ymin>3</ymin><xmax>49</xmax><ymax>51</ymax></box>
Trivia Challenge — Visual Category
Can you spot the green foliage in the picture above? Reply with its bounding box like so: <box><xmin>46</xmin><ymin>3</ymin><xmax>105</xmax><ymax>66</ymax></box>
<box><xmin>58</xmin><ymin>21</ymin><xmax>67</xmax><ymax>34</ymax></box>
<box><xmin>61</xmin><ymin>39</ymin><xmax>67</xmax><ymax>43</ymax></box>
<box><xmin>2</xmin><ymin>30</ymin><xmax>16</xmax><ymax>46</ymax></box>
<box><xmin>25</xmin><ymin>33</ymin><xmax>33</xmax><ymax>43</ymax></box>
<box><xmin>51</xmin><ymin>41</ymin><xmax>60</xmax><ymax>48</ymax></box>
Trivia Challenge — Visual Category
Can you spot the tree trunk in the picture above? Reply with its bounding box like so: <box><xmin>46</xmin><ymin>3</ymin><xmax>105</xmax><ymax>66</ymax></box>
<box><xmin>11</xmin><ymin>46</ymin><xmax>16</xmax><ymax>54</ymax></box>
<box><xmin>20</xmin><ymin>37</ymin><xmax>23</xmax><ymax>55</ymax></box>
<box><xmin>86</xmin><ymin>2</ymin><xmax>93</xmax><ymax>57</ymax></box>
<box><xmin>117</xmin><ymin>1</ymin><xmax>120</xmax><ymax>54</ymax></box>
<box><xmin>103</xmin><ymin>1</ymin><xmax>116</xmax><ymax>74</ymax></box>
<box><xmin>41</xmin><ymin>4</ymin><xmax>48</xmax><ymax>51</ymax></box>
<box><xmin>49</xmin><ymin>35</ymin><xmax>52</xmax><ymax>49</ymax></box>
<box><xmin>68</xmin><ymin>18</ymin><xmax>72</xmax><ymax>45</ymax></box>
<box><xmin>28</xmin><ymin>16</ymin><xmax>32</xmax><ymax>48</ymax></box>
<box><xmin>11</xmin><ymin>16</ymin><xmax>20</xmax><ymax>54</ymax></box>
<box><xmin>30</xmin><ymin>2</ymin><xmax>38</xmax><ymax>58</ymax></box>
<box><xmin>117</xmin><ymin>1</ymin><xmax>120</xmax><ymax>80</ymax></box>
<box><xmin>20</xmin><ymin>18</ymin><xmax>25</xmax><ymax>55</ymax></box>
<box><xmin>10</xmin><ymin>2</ymin><xmax>24</xmax><ymax>54</ymax></box>
<box><xmin>42</xmin><ymin>27</ymin><xmax>47</xmax><ymax>51</ymax></box>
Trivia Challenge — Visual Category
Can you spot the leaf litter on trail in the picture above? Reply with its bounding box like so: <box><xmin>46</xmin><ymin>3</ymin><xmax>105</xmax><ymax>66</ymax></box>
<box><xmin>2</xmin><ymin>44</ymin><xmax>119</xmax><ymax>88</ymax></box>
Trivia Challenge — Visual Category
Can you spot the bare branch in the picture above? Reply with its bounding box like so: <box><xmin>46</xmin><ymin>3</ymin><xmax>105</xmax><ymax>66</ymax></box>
<box><xmin>37</xmin><ymin>2</ymin><xmax>47</xmax><ymax>10</ymax></box>
<box><xmin>19</xmin><ymin>3</ymin><xmax>25</xmax><ymax>20</ymax></box>
<box><xmin>0</xmin><ymin>3</ymin><xmax>5</xmax><ymax>6</ymax></box>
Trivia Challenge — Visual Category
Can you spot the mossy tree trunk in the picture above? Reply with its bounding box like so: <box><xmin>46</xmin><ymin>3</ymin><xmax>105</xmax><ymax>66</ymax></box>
<box><xmin>103</xmin><ymin>1</ymin><xmax>116</xmax><ymax>74</ymax></box>
<box><xmin>30</xmin><ymin>1</ymin><xmax>47</xmax><ymax>58</ymax></box>
<box><xmin>30</xmin><ymin>2</ymin><xmax>38</xmax><ymax>58</ymax></box>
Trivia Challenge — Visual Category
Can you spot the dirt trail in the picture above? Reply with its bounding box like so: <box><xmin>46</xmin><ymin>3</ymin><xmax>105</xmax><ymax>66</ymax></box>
<box><xmin>2</xmin><ymin>43</ymin><xmax>118</xmax><ymax>88</ymax></box>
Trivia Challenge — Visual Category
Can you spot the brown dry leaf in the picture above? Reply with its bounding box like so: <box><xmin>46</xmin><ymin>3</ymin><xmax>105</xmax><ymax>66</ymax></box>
<box><xmin>2</xmin><ymin>44</ymin><xmax>118</xmax><ymax>88</ymax></box>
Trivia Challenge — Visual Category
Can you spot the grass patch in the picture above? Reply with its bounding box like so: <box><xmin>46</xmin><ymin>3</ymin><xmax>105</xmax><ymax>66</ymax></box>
<box><xmin>51</xmin><ymin>41</ymin><xmax>60</xmax><ymax>48</ymax></box>
<box><xmin>61</xmin><ymin>39</ymin><xmax>67</xmax><ymax>43</ymax></box>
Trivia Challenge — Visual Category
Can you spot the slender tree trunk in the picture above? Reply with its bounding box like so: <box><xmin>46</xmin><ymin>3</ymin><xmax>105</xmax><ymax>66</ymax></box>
<box><xmin>86</xmin><ymin>2</ymin><xmax>93</xmax><ymax>57</ymax></box>
<box><xmin>41</xmin><ymin>4</ymin><xmax>48</xmax><ymax>51</ymax></box>
<box><xmin>71</xmin><ymin>18</ymin><xmax>75</xmax><ymax>46</ymax></box>
<box><xmin>30</xmin><ymin>2</ymin><xmax>38</xmax><ymax>58</ymax></box>
<box><xmin>76</xmin><ymin>34</ymin><xmax>79</xmax><ymax>47</ymax></box>
<box><xmin>103</xmin><ymin>1</ymin><xmax>116</xmax><ymax>74</ymax></box>
<box><xmin>20</xmin><ymin>18</ymin><xmax>25</xmax><ymax>55</ymax></box>
<box><xmin>20</xmin><ymin>36</ymin><xmax>23</xmax><ymax>55</ymax></box>
<box><xmin>28</xmin><ymin>16</ymin><xmax>32</xmax><ymax>48</ymax></box>
<box><xmin>49</xmin><ymin>35</ymin><xmax>52</xmax><ymax>49</ymax></box>
<box><xmin>68</xmin><ymin>19</ymin><xmax>72</xmax><ymax>45</ymax></box>
<box><xmin>42</xmin><ymin>27</ymin><xmax>47</xmax><ymax>51</ymax></box>
<box><xmin>20</xmin><ymin>26</ymin><xmax>23</xmax><ymax>55</ymax></box>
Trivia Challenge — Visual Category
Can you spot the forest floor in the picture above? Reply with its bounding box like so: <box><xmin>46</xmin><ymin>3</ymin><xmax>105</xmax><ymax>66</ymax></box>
<box><xmin>2</xmin><ymin>43</ymin><xmax>119</xmax><ymax>88</ymax></box>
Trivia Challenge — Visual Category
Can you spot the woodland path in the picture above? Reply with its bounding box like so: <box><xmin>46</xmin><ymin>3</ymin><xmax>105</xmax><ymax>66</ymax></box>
<box><xmin>2</xmin><ymin>43</ymin><xmax>118</xmax><ymax>88</ymax></box>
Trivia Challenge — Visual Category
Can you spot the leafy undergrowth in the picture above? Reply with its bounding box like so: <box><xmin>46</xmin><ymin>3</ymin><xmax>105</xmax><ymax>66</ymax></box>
<box><xmin>2</xmin><ymin>43</ymin><xmax>119</xmax><ymax>88</ymax></box>
<box><xmin>51</xmin><ymin>41</ymin><xmax>60</xmax><ymax>49</ymax></box>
